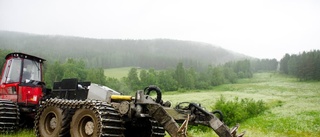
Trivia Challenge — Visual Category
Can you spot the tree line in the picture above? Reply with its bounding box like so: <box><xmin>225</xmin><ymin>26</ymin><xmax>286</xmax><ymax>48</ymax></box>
<box><xmin>118</xmin><ymin>59</ymin><xmax>279</xmax><ymax>93</ymax></box>
<box><xmin>280</xmin><ymin>50</ymin><xmax>320</xmax><ymax>81</ymax></box>
<box><xmin>251</xmin><ymin>59</ymin><xmax>278</xmax><ymax>72</ymax></box>
<box><xmin>44</xmin><ymin>58</ymin><xmax>254</xmax><ymax>95</ymax></box>
<box><xmin>122</xmin><ymin>60</ymin><xmax>253</xmax><ymax>93</ymax></box>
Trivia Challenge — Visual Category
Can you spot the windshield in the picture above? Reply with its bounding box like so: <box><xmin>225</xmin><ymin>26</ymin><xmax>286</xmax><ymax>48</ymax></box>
<box><xmin>22</xmin><ymin>59</ymin><xmax>41</xmax><ymax>82</ymax></box>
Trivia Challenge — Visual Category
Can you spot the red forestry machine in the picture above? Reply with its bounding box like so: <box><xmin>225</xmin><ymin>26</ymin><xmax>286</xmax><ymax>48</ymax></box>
<box><xmin>0</xmin><ymin>52</ymin><xmax>245</xmax><ymax>137</ymax></box>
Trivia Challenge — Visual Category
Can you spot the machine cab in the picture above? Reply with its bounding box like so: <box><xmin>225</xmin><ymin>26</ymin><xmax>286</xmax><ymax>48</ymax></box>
<box><xmin>0</xmin><ymin>52</ymin><xmax>45</xmax><ymax>104</ymax></box>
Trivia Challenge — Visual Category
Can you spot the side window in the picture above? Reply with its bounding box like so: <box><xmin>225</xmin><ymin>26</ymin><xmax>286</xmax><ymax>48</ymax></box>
<box><xmin>8</xmin><ymin>59</ymin><xmax>22</xmax><ymax>83</ymax></box>
<box><xmin>1</xmin><ymin>59</ymin><xmax>22</xmax><ymax>83</ymax></box>
<box><xmin>0</xmin><ymin>59</ymin><xmax>12</xmax><ymax>84</ymax></box>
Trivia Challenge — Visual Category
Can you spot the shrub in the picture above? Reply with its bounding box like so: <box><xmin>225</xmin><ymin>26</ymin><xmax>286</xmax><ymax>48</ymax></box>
<box><xmin>212</xmin><ymin>96</ymin><xmax>268</xmax><ymax>126</ymax></box>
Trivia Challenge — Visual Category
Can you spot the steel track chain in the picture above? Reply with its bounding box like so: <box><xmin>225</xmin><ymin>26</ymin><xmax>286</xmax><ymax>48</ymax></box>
<box><xmin>149</xmin><ymin>119</ymin><xmax>166</xmax><ymax>137</ymax></box>
<box><xmin>0</xmin><ymin>99</ymin><xmax>20</xmax><ymax>133</ymax></box>
<box><xmin>34</xmin><ymin>98</ymin><xmax>125</xmax><ymax>137</ymax></box>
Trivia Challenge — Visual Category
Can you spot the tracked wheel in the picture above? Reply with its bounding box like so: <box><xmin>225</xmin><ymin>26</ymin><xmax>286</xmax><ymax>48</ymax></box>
<box><xmin>70</xmin><ymin>101</ymin><xmax>125</xmax><ymax>137</ymax></box>
<box><xmin>37</xmin><ymin>106</ymin><xmax>64</xmax><ymax>137</ymax></box>
<box><xmin>70</xmin><ymin>109</ymin><xmax>99</xmax><ymax>137</ymax></box>
<box><xmin>0</xmin><ymin>99</ymin><xmax>19</xmax><ymax>133</ymax></box>
<box><xmin>35</xmin><ymin>99</ymin><xmax>73</xmax><ymax>137</ymax></box>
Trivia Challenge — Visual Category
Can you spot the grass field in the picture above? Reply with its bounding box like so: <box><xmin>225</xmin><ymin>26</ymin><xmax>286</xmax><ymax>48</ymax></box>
<box><xmin>162</xmin><ymin>72</ymin><xmax>320</xmax><ymax>137</ymax></box>
<box><xmin>2</xmin><ymin>72</ymin><xmax>320</xmax><ymax>137</ymax></box>
<box><xmin>104</xmin><ymin>67</ymin><xmax>141</xmax><ymax>79</ymax></box>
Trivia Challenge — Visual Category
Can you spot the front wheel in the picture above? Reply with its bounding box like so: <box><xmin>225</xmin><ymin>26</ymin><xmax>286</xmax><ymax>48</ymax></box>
<box><xmin>38</xmin><ymin>106</ymin><xmax>63</xmax><ymax>137</ymax></box>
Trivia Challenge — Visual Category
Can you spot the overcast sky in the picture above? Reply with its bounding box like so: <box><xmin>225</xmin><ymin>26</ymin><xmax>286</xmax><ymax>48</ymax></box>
<box><xmin>1</xmin><ymin>0</ymin><xmax>319</xmax><ymax>60</ymax></box>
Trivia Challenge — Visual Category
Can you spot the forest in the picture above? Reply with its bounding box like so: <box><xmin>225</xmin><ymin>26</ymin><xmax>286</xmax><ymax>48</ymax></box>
<box><xmin>280</xmin><ymin>50</ymin><xmax>320</xmax><ymax>81</ymax></box>
<box><xmin>0</xmin><ymin>31</ymin><xmax>248</xmax><ymax>70</ymax></box>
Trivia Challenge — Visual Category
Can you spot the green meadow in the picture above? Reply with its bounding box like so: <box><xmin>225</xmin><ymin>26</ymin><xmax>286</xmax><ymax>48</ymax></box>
<box><xmin>163</xmin><ymin>72</ymin><xmax>320</xmax><ymax>137</ymax></box>
<box><xmin>104</xmin><ymin>67</ymin><xmax>140</xmax><ymax>79</ymax></box>
<box><xmin>3</xmin><ymin>72</ymin><xmax>320</xmax><ymax>137</ymax></box>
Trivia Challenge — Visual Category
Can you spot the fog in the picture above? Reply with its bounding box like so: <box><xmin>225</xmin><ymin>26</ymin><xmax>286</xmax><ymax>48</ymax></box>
<box><xmin>1</xmin><ymin>0</ymin><xmax>319</xmax><ymax>60</ymax></box>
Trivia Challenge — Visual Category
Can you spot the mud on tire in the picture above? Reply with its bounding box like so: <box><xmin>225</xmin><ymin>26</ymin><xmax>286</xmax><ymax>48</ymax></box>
<box><xmin>70</xmin><ymin>101</ymin><xmax>125</xmax><ymax>137</ymax></box>
<box><xmin>70</xmin><ymin>109</ymin><xmax>100</xmax><ymax>137</ymax></box>
<box><xmin>35</xmin><ymin>101</ymin><xmax>73</xmax><ymax>137</ymax></box>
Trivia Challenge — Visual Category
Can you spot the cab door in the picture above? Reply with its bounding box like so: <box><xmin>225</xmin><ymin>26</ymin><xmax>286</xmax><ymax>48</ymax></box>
<box><xmin>0</xmin><ymin>58</ymin><xmax>21</xmax><ymax>102</ymax></box>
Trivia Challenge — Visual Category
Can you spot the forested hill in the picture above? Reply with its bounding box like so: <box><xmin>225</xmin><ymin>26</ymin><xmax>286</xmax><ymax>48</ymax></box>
<box><xmin>0</xmin><ymin>31</ymin><xmax>249</xmax><ymax>69</ymax></box>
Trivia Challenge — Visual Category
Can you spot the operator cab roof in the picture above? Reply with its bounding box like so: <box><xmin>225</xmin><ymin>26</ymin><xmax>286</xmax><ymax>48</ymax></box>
<box><xmin>5</xmin><ymin>52</ymin><xmax>46</xmax><ymax>63</ymax></box>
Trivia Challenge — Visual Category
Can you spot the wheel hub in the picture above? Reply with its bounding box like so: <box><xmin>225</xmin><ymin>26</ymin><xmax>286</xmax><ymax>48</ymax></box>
<box><xmin>85</xmin><ymin>121</ymin><xmax>94</xmax><ymax>135</ymax></box>
<box><xmin>49</xmin><ymin>116</ymin><xmax>57</xmax><ymax>129</ymax></box>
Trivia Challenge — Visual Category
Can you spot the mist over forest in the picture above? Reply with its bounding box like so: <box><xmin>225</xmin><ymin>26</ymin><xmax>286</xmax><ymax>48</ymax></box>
<box><xmin>0</xmin><ymin>31</ymin><xmax>249</xmax><ymax>69</ymax></box>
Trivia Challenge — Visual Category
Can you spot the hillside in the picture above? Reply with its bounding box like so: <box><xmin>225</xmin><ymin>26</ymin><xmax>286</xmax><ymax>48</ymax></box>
<box><xmin>0</xmin><ymin>31</ymin><xmax>249</xmax><ymax>69</ymax></box>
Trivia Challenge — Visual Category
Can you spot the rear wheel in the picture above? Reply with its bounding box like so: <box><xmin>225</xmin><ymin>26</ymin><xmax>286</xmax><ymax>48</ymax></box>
<box><xmin>70</xmin><ymin>109</ymin><xmax>99</xmax><ymax>137</ymax></box>
<box><xmin>70</xmin><ymin>102</ymin><xmax>125</xmax><ymax>137</ymax></box>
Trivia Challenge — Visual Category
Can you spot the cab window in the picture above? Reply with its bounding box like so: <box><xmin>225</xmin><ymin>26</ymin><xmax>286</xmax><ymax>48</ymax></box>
<box><xmin>1</xmin><ymin>58</ymin><xmax>22</xmax><ymax>83</ymax></box>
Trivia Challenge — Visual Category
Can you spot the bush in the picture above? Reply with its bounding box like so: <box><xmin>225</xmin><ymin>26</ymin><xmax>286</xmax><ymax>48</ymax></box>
<box><xmin>212</xmin><ymin>96</ymin><xmax>268</xmax><ymax>126</ymax></box>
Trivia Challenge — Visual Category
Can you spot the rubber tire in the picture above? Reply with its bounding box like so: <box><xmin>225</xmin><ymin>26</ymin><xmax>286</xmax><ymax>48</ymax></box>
<box><xmin>59</xmin><ymin>109</ymin><xmax>73</xmax><ymax>137</ymax></box>
<box><xmin>38</xmin><ymin>106</ymin><xmax>64</xmax><ymax>137</ymax></box>
<box><xmin>70</xmin><ymin>109</ymin><xmax>99</xmax><ymax>137</ymax></box>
